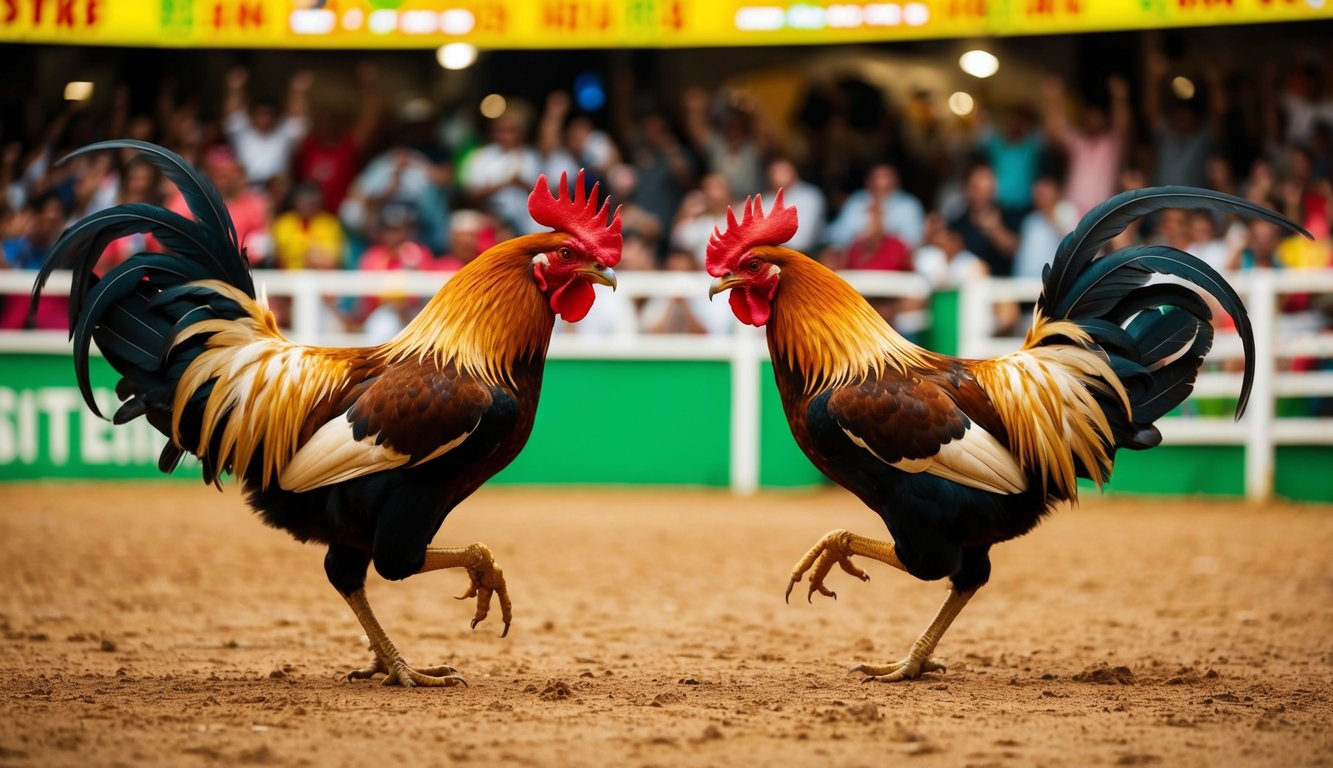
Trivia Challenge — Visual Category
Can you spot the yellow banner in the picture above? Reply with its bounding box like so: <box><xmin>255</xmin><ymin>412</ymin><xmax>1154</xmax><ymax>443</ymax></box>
<box><xmin>0</xmin><ymin>0</ymin><xmax>1329</xmax><ymax>48</ymax></box>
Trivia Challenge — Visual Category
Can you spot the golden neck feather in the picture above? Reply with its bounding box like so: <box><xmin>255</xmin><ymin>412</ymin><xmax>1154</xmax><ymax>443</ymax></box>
<box><xmin>761</xmin><ymin>248</ymin><xmax>929</xmax><ymax>392</ymax></box>
<box><xmin>381</xmin><ymin>232</ymin><xmax>565</xmax><ymax>384</ymax></box>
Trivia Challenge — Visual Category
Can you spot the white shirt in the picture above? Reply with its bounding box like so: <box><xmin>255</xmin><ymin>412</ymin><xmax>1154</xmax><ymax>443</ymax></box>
<box><xmin>464</xmin><ymin>144</ymin><xmax>543</xmax><ymax>234</ymax></box>
<box><xmin>224</xmin><ymin>111</ymin><xmax>308</xmax><ymax>185</ymax></box>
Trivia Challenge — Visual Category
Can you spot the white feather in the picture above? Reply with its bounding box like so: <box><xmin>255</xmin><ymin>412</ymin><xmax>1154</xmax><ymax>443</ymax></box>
<box><xmin>843</xmin><ymin>422</ymin><xmax>1028</xmax><ymax>496</ymax></box>
<box><xmin>278</xmin><ymin>411</ymin><xmax>479</xmax><ymax>493</ymax></box>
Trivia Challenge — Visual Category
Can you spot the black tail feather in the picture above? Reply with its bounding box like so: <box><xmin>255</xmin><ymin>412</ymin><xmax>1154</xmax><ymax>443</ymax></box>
<box><xmin>1034</xmin><ymin>185</ymin><xmax>1308</xmax><ymax>457</ymax></box>
<box><xmin>28</xmin><ymin>141</ymin><xmax>255</xmax><ymax>480</ymax></box>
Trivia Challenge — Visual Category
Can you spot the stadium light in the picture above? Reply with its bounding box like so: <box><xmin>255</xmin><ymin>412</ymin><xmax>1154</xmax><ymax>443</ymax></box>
<box><xmin>1171</xmin><ymin>76</ymin><xmax>1196</xmax><ymax>100</ymax></box>
<box><xmin>437</xmin><ymin>42</ymin><xmax>478</xmax><ymax>71</ymax></box>
<box><xmin>948</xmin><ymin>91</ymin><xmax>975</xmax><ymax>117</ymax></box>
<box><xmin>959</xmin><ymin>49</ymin><xmax>999</xmax><ymax>79</ymax></box>
<box><xmin>64</xmin><ymin>81</ymin><xmax>94</xmax><ymax>101</ymax></box>
<box><xmin>479</xmin><ymin>93</ymin><xmax>507</xmax><ymax>119</ymax></box>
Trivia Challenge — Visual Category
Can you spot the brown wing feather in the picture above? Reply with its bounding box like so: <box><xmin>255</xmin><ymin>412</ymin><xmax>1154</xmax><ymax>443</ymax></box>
<box><xmin>349</xmin><ymin>359</ymin><xmax>495</xmax><ymax>462</ymax></box>
<box><xmin>278</xmin><ymin>359</ymin><xmax>494</xmax><ymax>493</ymax></box>
<box><xmin>826</xmin><ymin>368</ymin><xmax>1029</xmax><ymax>495</ymax></box>
<box><xmin>827</xmin><ymin>375</ymin><xmax>967</xmax><ymax>463</ymax></box>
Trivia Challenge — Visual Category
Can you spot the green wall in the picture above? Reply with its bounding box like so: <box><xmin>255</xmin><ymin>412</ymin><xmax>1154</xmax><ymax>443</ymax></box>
<box><xmin>3</xmin><ymin>352</ymin><xmax>1332</xmax><ymax>502</ymax></box>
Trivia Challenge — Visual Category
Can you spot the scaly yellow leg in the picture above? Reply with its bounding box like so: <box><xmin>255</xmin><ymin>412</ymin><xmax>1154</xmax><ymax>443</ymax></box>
<box><xmin>343</xmin><ymin>588</ymin><xmax>467</xmax><ymax>688</ymax></box>
<box><xmin>852</xmin><ymin>587</ymin><xmax>976</xmax><ymax>683</ymax></box>
<box><xmin>344</xmin><ymin>542</ymin><xmax>510</xmax><ymax>687</ymax></box>
<box><xmin>786</xmin><ymin>529</ymin><xmax>908</xmax><ymax>603</ymax></box>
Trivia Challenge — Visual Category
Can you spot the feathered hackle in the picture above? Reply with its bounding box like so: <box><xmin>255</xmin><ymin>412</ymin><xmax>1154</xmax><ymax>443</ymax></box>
<box><xmin>762</xmin><ymin>250</ymin><xmax>930</xmax><ymax>392</ymax></box>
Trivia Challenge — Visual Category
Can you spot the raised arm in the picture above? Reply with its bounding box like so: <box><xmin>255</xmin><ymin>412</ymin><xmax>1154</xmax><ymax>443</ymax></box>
<box><xmin>224</xmin><ymin>67</ymin><xmax>249</xmax><ymax>120</ymax></box>
<box><xmin>537</xmin><ymin>91</ymin><xmax>571</xmax><ymax>158</ymax></box>
<box><xmin>286</xmin><ymin>70</ymin><xmax>314</xmax><ymax>123</ymax></box>
<box><xmin>1142</xmin><ymin>50</ymin><xmax>1168</xmax><ymax>132</ymax></box>
<box><xmin>350</xmin><ymin>63</ymin><xmax>384</xmax><ymax>150</ymax></box>
<box><xmin>1108</xmin><ymin>75</ymin><xmax>1131</xmax><ymax>141</ymax></box>
<box><xmin>1041</xmin><ymin>76</ymin><xmax>1069</xmax><ymax>143</ymax></box>
<box><xmin>681</xmin><ymin>87</ymin><xmax>712</xmax><ymax>151</ymax></box>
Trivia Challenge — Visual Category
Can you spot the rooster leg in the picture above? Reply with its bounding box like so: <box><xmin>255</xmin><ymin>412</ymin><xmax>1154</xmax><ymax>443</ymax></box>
<box><xmin>342</xmin><ymin>588</ymin><xmax>468</xmax><ymax>688</ymax></box>
<box><xmin>785</xmin><ymin>529</ymin><xmax>907</xmax><ymax>603</ymax></box>
<box><xmin>852</xmin><ymin>587</ymin><xmax>976</xmax><ymax>683</ymax></box>
<box><xmin>421</xmin><ymin>543</ymin><xmax>513</xmax><ymax>638</ymax></box>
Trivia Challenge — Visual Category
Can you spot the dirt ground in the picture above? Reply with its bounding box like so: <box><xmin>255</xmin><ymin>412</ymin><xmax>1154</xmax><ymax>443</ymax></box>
<box><xmin>1</xmin><ymin>484</ymin><xmax>1330</xmax><ymax>767</ymax></box>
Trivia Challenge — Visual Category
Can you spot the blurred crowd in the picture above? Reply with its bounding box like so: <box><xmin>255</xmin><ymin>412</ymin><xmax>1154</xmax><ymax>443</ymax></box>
<box><xmin>3</xmin><ymin>48</ymin><xmax>1333</xmax><ymax>343</ymax></box>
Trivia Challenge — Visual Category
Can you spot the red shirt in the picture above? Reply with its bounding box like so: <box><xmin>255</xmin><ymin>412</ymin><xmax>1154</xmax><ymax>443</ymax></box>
<box><xmin>297</xmin><ymin>135</ymin><xmax>361</xmax><ymax>213</ymax></box>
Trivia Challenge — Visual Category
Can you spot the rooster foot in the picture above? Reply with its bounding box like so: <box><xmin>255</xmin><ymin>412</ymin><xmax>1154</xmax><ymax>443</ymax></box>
<box><xmin>378</xmin><ymin>660</ymin><xmax>469</xmax><ymax>688</ymax></box>
<box><xmin>347</xmin><ymin>653</ymin><xmax>458</xmax><ymax>682</ymax></box>
<box><xmin>453</xmin><ymin>544</ymin><xmax>513</xmax><ymax>638</ymax></box>
<box><xmin>850</xmin><ymin>656</ymin><xmax>946</xmax><ymax>683</ymax></box>
<box><xmin>785</xmin><ymin>529</ymin><xmax>872</xmax><ymax>603</ymax></box>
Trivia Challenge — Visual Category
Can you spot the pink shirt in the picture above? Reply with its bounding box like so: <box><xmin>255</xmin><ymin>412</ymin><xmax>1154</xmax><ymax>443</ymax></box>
<box><xmin>167</xmin><ymin>190</ymin><xmax>270</xmax><ymax>265</ymax></box>
<box><xmin>1063</xmin><ymin>132</ymin><xmax>1123</xmax><ymax>218</ymax></box>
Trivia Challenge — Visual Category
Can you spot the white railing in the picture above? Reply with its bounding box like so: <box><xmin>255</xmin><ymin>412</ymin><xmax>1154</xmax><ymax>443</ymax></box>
<box><xmin>959</xmin><ymin>269</ymin><xmax>1333</xmax><ymax>502</ymax></box>
<box><xmin>5</xmin><ymin>268</ymin><xmax>1331</xmax><ymax>500</ymax></box>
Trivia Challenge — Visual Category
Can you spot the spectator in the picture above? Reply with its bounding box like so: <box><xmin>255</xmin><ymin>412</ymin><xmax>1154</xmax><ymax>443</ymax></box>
<box><xmin>913</xmin><ymin>213</ymin><xmax>986</xmax><ymax>290</ymax></box>
<box><xmin>169</xmin><ymin>146</ymin><xmax>270</xmax><ymax>266</ymax></box>
<box><xmin>1042</xmin><ymin>75</ymin><xmax>1131</xmax><ymax>217</ymax></box>
<box><xmin>222</xmin><ymin>68</ymin><xmax>313</xmax><ymax>187</ymax></box>
<box><xmin>358</xmin><ymin>202</ymin><xmax>439</xmax><ymax>342</ymax></box>
<box><xmin>96</xmin><ymin>156</ymin><xmax>164</xmax><ymax>273</ymax></box>
<box><xmin>623</xmin><ymin>112</ymin><xmax>694</xmax><ymax>249</ymax></box>
<box><xmin>272</xmin><ymin>182</ymin><xmax>345</xmax><ymax>270</ymax></box>
<box><xmin>1186</xmin><ymin>209</ymin><xmax>1230</xmax><ymax>272</ymax></box>
<box><xmin>1013</xmin><ymin>175</ymin><xmax>1078</xmax><ymax>279</ymax></box>
<box><xmin>603</xmin><ymin>163</ymin><xmax>664</xmax><ymax>251</ymax></box>
<box><xmin>341</xmin><ymin>146</ymin><xmax>450</xmax><ymax>255</ymax></box>
<box><xmin>764</xmin><ymin>158</ymin><xmax>825</xmax><ymax>253</ymax></box>
<box><xmin>537</xmin><ymin>91</ymin><xmax>620</xmax><ymax>185</ymax></box>
<box><xmin>462</xmin><ymin>113</ymin><xmax>542</xmax><ymax>235</ymax></box>
<box><xmin>1144</xmin><ymin>52</ymin><xmax>1226</xmax><ymax>189</ymax></box>
<box><xmin>641</xmin><ymin>248</ymin><xmax>731</xmax><ymax>335</ymax></box>
<box><xmin>1276</xmin><ymin>62</ymin><xmax>1333</xmax><ymax>149</ymax></box>
<box><xmin>671</xmin><ymin>173</ymin><xmax>734</xmax><ymax>265</ymax></box>
<box><xmin>435</xmin><ymin>210</ymin><xmax>495</xmax><ymax>272</ymax></box>
<box><xmin>977</xmin><ymin>100</ymin><xmax>1044</xmax><ymax>215</ymax></box>
<box><xmin>947</xmin><ymin>163</ymin><xmax>1022</xmax><ymax>277</ymax></box>
<box><xmin>296</xmin><ymin>62</ymin><xmax>383</xmax><ymax>214</ymax></box>
<box><xmin>682</xmin><ymin>87</ymin><xmax>769</xmax><ymax>199</ymax></box>
<box><xmin>1</xmin><ymin>192</ymin><xmax>69</xmax><ymax>328</ymax></box>
<box><xmin>825</xmin><ymin>163</ymin><xmax>925</xmax><ymax>251</ymax></box>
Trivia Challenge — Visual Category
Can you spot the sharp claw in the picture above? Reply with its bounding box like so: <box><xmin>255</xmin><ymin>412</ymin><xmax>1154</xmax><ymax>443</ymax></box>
<box><xmin>785</xmin><ymin>579</ymin><xmax>795</xmax><ymax>604</ymax></box>
<box><xmin>500</xmin><ymin>621</ymin><xmax>510</xmax><ymax>639</ymax></box>
<box><xmin>831</xmin><ymin>591</ymin><xmax>837</xmax><ymax>601</ymax></box>
<box><xmin>470</xmin><ymin>618</ymin><xmax>479</xmax><ymax>630</ymax></box>
<box><xmin>455</xmin><ymin>593</ymin><xmax>469</xmax><ymax>601</ymax></box>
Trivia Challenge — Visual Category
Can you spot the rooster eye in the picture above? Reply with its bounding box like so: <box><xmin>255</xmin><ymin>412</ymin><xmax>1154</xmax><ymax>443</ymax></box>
<box><xmin>558</xmin><ymin>247</ymin><xmax>575</xmax><ymax>262</ymax></box>
<box><xmin>746</xmin><ymin>259</ymin><xmax>761</xmax><ymax>273</ymax></box>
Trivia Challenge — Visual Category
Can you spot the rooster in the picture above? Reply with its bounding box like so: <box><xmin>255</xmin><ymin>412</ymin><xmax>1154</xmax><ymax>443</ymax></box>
<box><xmin>706</xmin><ymin>188</ymin><xmax>1304</xmax><ymax>682</ymax></box>
<box><xmin>32</xmin><ymin>140</ymin><xmax>622</xmax><ymax>688</ymax></box>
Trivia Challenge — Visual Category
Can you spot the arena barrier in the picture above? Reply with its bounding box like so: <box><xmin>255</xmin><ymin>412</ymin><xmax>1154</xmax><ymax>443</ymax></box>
<box><xmin>2</xmin><ymin>269</ymin><xmax>1331</xmax><ymax>502</ymax></box>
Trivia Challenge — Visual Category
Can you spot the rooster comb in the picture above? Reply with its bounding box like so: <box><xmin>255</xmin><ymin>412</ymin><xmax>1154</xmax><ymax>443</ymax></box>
<box><xmin>705</xmin><ymin>189</ymin><xmax>798</xmax><ymax>277</ymax></box>
<box><xmin>528</xmin><ymin>170</ymin><xmax>623</xmax><ymax>266</ymax></box>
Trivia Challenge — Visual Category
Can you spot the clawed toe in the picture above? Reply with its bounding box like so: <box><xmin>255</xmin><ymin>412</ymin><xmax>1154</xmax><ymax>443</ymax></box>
<box><xmin>849</xmin><ymin>657</ymin><xmax>946</xmax><ymax>683</ymax></box>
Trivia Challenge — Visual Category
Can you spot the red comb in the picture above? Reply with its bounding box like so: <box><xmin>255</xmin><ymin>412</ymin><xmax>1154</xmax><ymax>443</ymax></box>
<box><xmin>528</xmin><ymin>170</ymin><xmax>623</xmax><ymax>266</ymax></box>
<box><xmin>705</xmin><ymin>189</ymin><xmax>798</xmax><ymax>277</ymax></box>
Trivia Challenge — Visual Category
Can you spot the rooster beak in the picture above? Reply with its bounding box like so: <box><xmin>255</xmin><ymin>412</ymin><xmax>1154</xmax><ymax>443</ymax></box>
<box><xmin>710</xmin><ymin>274</ymin><xmax>743</xmax><ymax>300</ymax></box>
<box><xmin>582</xmin><ymin>264</ymin><xmax>617</xmax><ymax>290</ymax></box>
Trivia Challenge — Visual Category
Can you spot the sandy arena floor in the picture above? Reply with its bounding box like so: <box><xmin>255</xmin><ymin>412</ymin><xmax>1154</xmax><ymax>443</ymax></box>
<box><xmin>1</xmin><ymin>484</ymin><xmax>1330</xmax><ymax>767</ymax></box>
